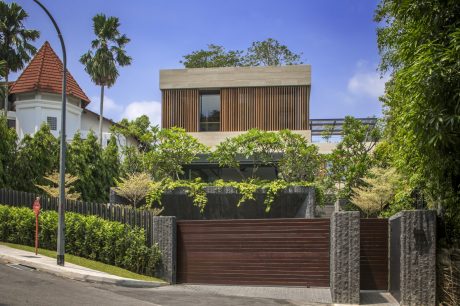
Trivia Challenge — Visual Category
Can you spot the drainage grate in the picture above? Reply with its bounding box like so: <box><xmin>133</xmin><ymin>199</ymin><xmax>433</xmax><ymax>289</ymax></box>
<box><xmin>6</xmin><ymin>264</ymin><xmax>36</xmax><ymax>272</ymax></box>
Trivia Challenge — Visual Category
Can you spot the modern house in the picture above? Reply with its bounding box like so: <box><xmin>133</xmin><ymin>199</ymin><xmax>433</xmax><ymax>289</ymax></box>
<box><xmin>159</xmin><ymin>65</ymin><xmax>312</xmax><ymax>180</ymax></box>
<box><xmin>160</xmin><ymin>65</ymin><xmax>312</xmax><ymax>147</ymax></box>
<box><xmin>3</xmin><ymin>41</ymin><xmax>134</xmax><ymax>147</ymax></box>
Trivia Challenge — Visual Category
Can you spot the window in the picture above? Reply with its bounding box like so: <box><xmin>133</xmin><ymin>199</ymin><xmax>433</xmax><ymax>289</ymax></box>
<box><xmin>7</xmin><ymin>119</ymin><xmax>15</xmax><ymax>129</ymax></box>
<box><xmin>200</xmin><ymin>91</ymin><xmax>220</xmax><ymax>131</ymax></box>
<box><xmin>47</xmin><ymin>116</ymin><xmax>57</xmax><ymax>130</ymax></box>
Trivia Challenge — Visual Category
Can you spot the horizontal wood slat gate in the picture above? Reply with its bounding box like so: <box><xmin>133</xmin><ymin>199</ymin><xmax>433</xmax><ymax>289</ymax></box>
<box><xmin>360</xmin><ymin>218</ymin><xmax>389</xmax><ymax>290</ymax></box>
<box><xmin>177</xmin><ymin>219</ymin><xmax>330</xmax><ymax>287</ymax></box>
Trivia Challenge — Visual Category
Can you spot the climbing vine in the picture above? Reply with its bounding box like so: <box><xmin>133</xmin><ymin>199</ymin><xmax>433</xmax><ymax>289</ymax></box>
<box><xmin>146</xmin><ymin>178</ymin><xmax>322</xmax><ymax>213</ymax></box>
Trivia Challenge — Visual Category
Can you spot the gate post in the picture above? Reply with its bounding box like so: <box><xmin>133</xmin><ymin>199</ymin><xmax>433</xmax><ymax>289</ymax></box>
<box><xmin>152</xmin><ymin>216</ymin><xmax>177</xmax><ymax>284</ymax></box>
<box><xmin>330</xmin><ymin>211</ymin><xmax>360</xmax><ymax>304</ymax></box>
<box><xmin>389</xmin><ymin>210</ymin><xmax>436</xmax><ymax>305</ymax></box>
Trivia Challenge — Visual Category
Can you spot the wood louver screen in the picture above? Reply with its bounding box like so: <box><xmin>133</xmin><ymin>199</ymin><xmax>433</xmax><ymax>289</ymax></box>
<box><xmin>221</xmin><ymin>86</ymin><xmax>309</xmax><ymax>131</ymax></box>
<box><xmin>162</xmin><ymin>89</ymin><xmax>199</xmax><ymax>131</ymax></box>
<box><xmin>162</xmin><ymin>86</ymin><xmax>309</xmax><ymax>132</ymax></box>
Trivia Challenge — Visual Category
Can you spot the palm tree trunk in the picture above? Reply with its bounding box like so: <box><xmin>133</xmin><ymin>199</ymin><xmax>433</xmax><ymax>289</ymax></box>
<box><xmin>3</xmin><ymin>72</ymin><xmax>8</xmax><ymax>119</ymax></box>
<box><xmin>99</xmin><ymin>85</ymin><xmax>104</xmax><ymax>146</ymax></box>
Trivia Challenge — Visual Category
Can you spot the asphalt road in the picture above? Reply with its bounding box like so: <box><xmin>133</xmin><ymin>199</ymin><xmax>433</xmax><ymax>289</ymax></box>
<box><xmin>0</xmin><ymin>262</ymin><xmax>302</xmax><ymax>306</ymax></box>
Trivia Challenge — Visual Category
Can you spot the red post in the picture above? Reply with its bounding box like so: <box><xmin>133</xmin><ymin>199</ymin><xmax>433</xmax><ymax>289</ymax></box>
<box><xmin>33</xmin><ymin>197</ymin><xmax>41</xmax><ymax>255</ymax></box>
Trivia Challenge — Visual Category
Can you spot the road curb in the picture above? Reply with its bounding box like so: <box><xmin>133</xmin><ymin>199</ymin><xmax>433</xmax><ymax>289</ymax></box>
<box><xmin>0</xmin><ymin>253</ymin><xmax>167</xmax><ymax>288</ymax></box>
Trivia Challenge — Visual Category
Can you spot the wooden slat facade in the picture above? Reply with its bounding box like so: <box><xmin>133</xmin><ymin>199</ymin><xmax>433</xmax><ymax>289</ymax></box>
<box><xmin>162</xmin><ymin>89</ymin><xmax>200</xmax><ymax>132</ymax></box>
<box><xmin>177</xmin><ymin>218</ymin><xmax>330</xmax><ymax>286</ymax></box>
<box><xmin>360</xmin><ymin>218</ymin><xmax>389</xmax><ymax>290</ymax></box>
<box><xmin>162</xmin><ymin>86</ymin><xmax>309</xmax><ymax>132</ymax></box>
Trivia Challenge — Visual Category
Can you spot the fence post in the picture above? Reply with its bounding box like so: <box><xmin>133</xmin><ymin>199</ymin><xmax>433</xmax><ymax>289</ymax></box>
<box><xmin>152</xmin><ymin>216</ymin><xmax>176</xmax><ymax>284</ymax></box>
<box><xmin>330</xmin><ymin>211</ymin><xmax>360</xmax><ymax>304</ymax></box>
<box><xmin>389</xmin><ymin>210</ymin><xmax>436</xmax><ymax>306</ymax></box>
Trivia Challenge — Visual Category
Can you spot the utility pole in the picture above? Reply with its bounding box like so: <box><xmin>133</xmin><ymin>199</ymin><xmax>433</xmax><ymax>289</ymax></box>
<box><xmin>33</xmin><ymin>0</ymin><xmax>67</xmax><ymax>266</ymax></box>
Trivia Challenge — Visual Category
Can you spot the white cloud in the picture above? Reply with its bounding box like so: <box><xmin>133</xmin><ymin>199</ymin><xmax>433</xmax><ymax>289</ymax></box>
<box><xmin>88</xmin><ymin>95</ymin><xmax>123</xmax><ymax>120</ymax></box>
<box><xmin>122</xmin><ymin>101</ymin><xmax>162</xmax><ymax>127</ymax></box>
<box><xmin>347</xmin><ymin>71</ymin><xmax>387</xmax><ymax>98</ymax></box>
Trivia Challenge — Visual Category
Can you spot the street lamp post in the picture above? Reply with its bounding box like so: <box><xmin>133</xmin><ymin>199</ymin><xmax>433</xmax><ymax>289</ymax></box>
<box><xmin>33</xmin><ymin>0</ymin><xmax>67</xmax><ymax>266</ymax></box>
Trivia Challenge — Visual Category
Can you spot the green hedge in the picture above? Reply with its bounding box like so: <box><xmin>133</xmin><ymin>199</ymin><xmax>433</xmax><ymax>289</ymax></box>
<box><xmin>0</xmin><ymin>205</ymin><xmax>161</xmax><ymax>276</ymax></box>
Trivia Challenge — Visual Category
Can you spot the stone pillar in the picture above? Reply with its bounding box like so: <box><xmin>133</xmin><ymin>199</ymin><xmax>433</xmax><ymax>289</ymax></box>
<box><xmin>330</xmin><ymin>211</ymin><xmax>360</xmax><ymax>304</ymax></box>
<box><xmin>152</xmin><ymin>216</ymin><xmax>176</xmax><ymax>284</ymax></box>
<box><xmin>294</xmin><ymin>186</ymin><xmax>315</xmax><ymax>218</ymax></box>
<box><xmin>389</xmin><ymin>210</ymin><xmax>436</xmax><ymax>306</ymax></box>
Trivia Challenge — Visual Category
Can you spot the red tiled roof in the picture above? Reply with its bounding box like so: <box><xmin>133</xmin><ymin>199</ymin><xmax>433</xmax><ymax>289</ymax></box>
<box><xmin>10</xmin><ymin>41</ymin><xmax>90</xmax><ymax>106</ymax></box>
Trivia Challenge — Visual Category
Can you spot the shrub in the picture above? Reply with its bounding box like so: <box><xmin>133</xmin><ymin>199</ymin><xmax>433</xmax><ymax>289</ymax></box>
<box><xmin>0</xmin><ymin>205</ymin><xmax>161</xmax><ymax>276</ymax></box>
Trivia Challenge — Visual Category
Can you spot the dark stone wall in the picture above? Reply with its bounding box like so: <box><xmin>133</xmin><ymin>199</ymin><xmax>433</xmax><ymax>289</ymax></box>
<box><xmin>111</xmin><ymin>186</ymin><xmax>316</xmax><ymax>220</ymax></box>
<box><xmin>389</xmin><ymin>210</ymin><xmax>436</xmax><ymax>306</ymax></box>
<box><xmin>152</xmin><ymin>216</ymin><xmax>176</xmax><ymax>284</ymax></box>
<box><xmin>330</xmin><ymin>211</ymin><xmax>360</xmax><ymax>305</ymax></box>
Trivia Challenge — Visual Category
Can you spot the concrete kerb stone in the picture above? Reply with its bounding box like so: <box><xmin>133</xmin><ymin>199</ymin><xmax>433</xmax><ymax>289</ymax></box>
<box><xmin>330</xmin><ymin>211</ymin><xmax>360</xmax><ymax>305</ymax></box>
<box><xmin>0</xmin><ymin>251</ymin><xmax>166</xmax><ymax>288</ymax></box>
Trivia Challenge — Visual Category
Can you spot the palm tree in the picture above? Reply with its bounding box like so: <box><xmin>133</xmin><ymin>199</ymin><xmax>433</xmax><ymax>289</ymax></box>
<box><xmin>0</xmin><ymin>2</ymin><xmax>40</xmax><ymax>118</ymax></box>
<box><xmin>80</xmin><ymin>14</ymin><xmax>131</xmax><ymax>145</ymax></box>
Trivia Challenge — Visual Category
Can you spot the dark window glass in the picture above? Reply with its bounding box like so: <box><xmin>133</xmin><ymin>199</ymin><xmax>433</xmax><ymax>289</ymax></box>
<box><xmin>200</xmin><ymin>92</ymin><xmax>220</xmax><ymax>131</ymax></box>
<box><xmin>47</xmin><ymin>116</ymin><xmax>57</xmax><ymax>130</ymax></box>
<box><xmin>7</xmin><ymin>119</ymin><xmax>15</xmax><ymax>129</ymax></box>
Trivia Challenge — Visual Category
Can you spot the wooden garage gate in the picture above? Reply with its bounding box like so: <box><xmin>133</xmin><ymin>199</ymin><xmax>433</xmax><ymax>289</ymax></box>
<box><xmin>177</xmin><ymin>219</ymin><xmax>330</xmax><ymax>286</ymax></box>
<box><xmin>360</xmin><ymin>218</ymin><xmax>389</xmax><ymax>290</ymax></box>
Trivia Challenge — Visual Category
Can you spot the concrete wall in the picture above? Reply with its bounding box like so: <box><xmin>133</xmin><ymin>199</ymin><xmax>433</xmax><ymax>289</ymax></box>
<box><xmin>14</xmin><ymin>93</ymin><xmax>82</xmax><ymax>140</ymax></box>
<box><xmin>160</xmin><ymin>65</ymin><xmax>311</xmax><ymax>89</ymax></box>
<box><xmin>330</xmin><ymin>211</ymin><xmax>360</xmax><ymax>305</ymax></box>
<box><xmin>389</xmin><ymin>210</ymin><xmax>436</xmax><ymax>306</ymax></box>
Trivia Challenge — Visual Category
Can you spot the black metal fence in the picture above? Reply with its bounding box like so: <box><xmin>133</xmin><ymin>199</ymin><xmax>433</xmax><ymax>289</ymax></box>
<box><xmin>0</xmin><ymin>188</ymin><xmax>156</xmax><ymax>246</ymax></box>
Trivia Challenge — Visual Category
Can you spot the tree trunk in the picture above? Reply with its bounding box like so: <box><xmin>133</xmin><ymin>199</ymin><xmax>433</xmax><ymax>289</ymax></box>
<box><xmin>99</xmin><ymin>85</ymin><xmax>105</xmax><ymax>146</ymax></box>
<box><xmin>3</xmin><ymin>72</ymin><xmax>8</xmax><ymax>119</ymax></box>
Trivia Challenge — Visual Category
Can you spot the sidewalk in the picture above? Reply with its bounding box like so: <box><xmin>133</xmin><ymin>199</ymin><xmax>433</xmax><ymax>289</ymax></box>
<box><xmin>0</xmin><ymin>244</ymin><xmax>166</xmax><ymax>288</ymax></box>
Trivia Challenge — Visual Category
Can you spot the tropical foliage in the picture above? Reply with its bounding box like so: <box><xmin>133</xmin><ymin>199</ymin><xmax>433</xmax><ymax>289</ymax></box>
<box><xmin>115</xmin><ymin>172</ymin><xmax>151</xmax><ymax>208</ymax></box>
<box><xmin>181</xmin><ymin>38</ymin><xmax>302</xmax><ymax>68</ymax></box>
<box><xmin>80</xmin><ymin>14</ymin><xmax>131</xmax><ymax>144</ymax></box>
<box><xmin>0</xmin><ymin>205</ymin><xmax>161</xmax><ymax>276</ymax></box>
<box><xmin>375</xmin><ymin>0</ymin><xmax>460</xmax><ymax>240</ymax></box>
<box><xmin>35</xmin><ymin>171</ymin><xmax>81</xmax><ymax>200</ymax></box>
<box><xmin>0</xmin><ymin>1</ymin><xmax>39</xmax><ymax>117</ymax></box>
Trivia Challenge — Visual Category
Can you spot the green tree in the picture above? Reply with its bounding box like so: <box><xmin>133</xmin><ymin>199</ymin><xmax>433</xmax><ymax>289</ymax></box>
<box><xmin>0</xmin><ymin>1</ymin><xmax>39</xmax><ymax>117</ymax></box>
<box><xmin>210</xmin><ymin>129</ymin><xmax>282</xmax><ymax>179</ymax></box>
<box><xmin>325</xmin><ymin>116</ymin><xmax>382</xmax><ymax>201</ymax></box>
<box><xmin>375</xmin><ymin>0</ymin><xmax>460</xmax><ymax>238</ymax></box>
<box><xmin>67</xmin><ymin>132</ymin><xmax>107</xmax><ymax>202</ymax></box>
<box><xmin>80</xmin><ymin>14</ymin><xmax>132</xmax><ymax>145</ymax></box>
<box><xmin>278</xmin><ymin>130</ymin><xmax>320</xmax><ymax>182</ymax></box>
<box><xmin>13</xmin><ymin>124</ymin><xmax>59</xmax><ymax>192</ymax></box>
<box><xmin>180</xmin><ymin>39</ymin><xmax>302</xmax><ymax>68</ymax></box>
<box><xmin>145</xmin><ymin>127</ymin><xmax>208</xmax><ymax>180</ymax></box>
<box><xmin>115</xmin><ymin>172</ymin><xmax>151</xmax><ymax>208</ymax></box>
<box><xmin>0</xmin><ymin>115</ymin><xmax>17</xmax><ymax>188</ymax></box>
<box><xmin>102</xmin><ymin>135</ymin><xmax>120</xmax><ymax>194</ymax></box>
<box><xmin>243</xmin><ymin>38</ymin><xmax>303</xmax><ymax>66</ymax></box>
<box><xmin>111</xmin><ymin>115</ymin><xmax>153</xmax><ymax>152</ymax></box>
<box><xmin>351</xmin><ymin>167</ymin><xmax>402</xmax><ymax>217</ymax></box>
<box><xmin>180</xmin><ymin>44</ymin><xmax>243</xmax><ymax>68</ymax></box>
<box><xmin>35</xmin><ymin>171</ymin><xmax>81</xmax><ymax>200</ymax></box>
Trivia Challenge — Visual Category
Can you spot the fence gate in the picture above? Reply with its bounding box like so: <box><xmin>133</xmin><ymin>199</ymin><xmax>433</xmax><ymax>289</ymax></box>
<box><xmin>360</xmin><ymin>218</ymin><xmax>389</xmax><ymax>290</ymax></box>
<box><xmin>177</xmin><ymin>218</ymin><xmax>330</xmax><ymax>286</ymax></box>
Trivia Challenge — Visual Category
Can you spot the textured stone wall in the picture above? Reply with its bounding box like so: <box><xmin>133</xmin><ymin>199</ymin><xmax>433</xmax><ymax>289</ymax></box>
<box><xmin>390</xmin><ymin>210</ymin><xmax>436</xmax><ymax>306</ymax></box>
<box><xmin>330</xmin><ymin>211</ymin><xmax>360</xmax><ymax>305</ymax></box>
<box><xmin>152</xmin><ymin>216</ymin><xmax>177</xmax><ymax>284</ymax></box>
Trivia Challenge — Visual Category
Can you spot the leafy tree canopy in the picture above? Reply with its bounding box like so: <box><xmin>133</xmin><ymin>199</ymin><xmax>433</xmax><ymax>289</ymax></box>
<box><xmin>180</xmin><ymin>44</ymin><xmax>243</xmax><ymax>68</ymax></box>
<box><xmin>375</xmin><ymin>0</ymin><xmax>460</xmax><ymax>235</ymax></box>
<box><xmin>181</xmin><ymin>38</ymin><xmax>302</xmax><ymax>68</ymax></box>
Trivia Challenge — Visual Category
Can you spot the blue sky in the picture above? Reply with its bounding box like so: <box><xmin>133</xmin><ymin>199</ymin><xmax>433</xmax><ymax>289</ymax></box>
<box><xmin>11</xmin><ymin>0</ymin><xmax>385</xmax><ymax>126</ymax></box>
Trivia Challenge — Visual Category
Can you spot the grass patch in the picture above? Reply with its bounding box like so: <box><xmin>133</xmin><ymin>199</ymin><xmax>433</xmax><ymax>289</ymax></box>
<box><xmin>0</xmin><ymin>242</ymin><xmax>165</xmax><ymax>283</ymax></box>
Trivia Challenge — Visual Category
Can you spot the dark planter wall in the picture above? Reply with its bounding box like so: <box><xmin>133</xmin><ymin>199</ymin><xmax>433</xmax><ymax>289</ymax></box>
<box><xmin>111</xmin><ymin>186</ymin><xmax>315</xmax><ymax>220</ymax></box>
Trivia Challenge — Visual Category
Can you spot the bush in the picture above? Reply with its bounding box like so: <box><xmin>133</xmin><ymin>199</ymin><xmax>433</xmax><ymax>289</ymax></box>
<box><xmin>0</xmin><ymin>205</ymin><xmax>161</xmax><ymax>276</ymax></box>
